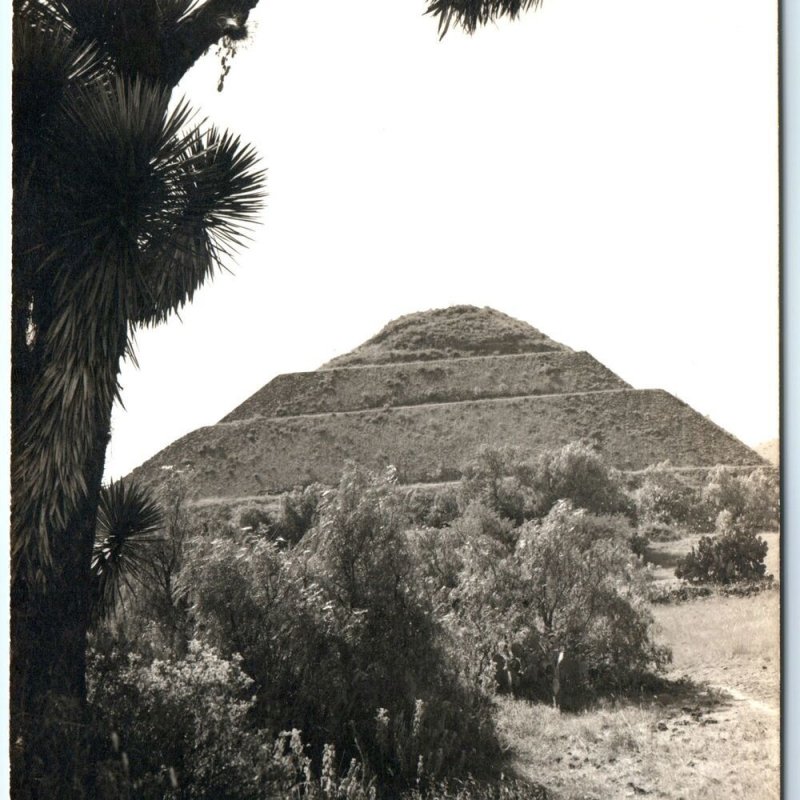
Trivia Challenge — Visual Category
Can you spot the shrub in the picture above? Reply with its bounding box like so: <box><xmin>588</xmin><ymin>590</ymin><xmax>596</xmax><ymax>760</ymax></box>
<box><xmin>88</xmin><ymin>639</ymin><xmax>289</xmax><ymax>798</ymax></box>
<box><xmin>238</xmin><ymin>505</ymin><xmax>275</xmax><ymax>532</ymax></box>
<box><xmin>460</xmin><ymin>446</ymin><xmax>535</xmax><ymax>524</ymax></box>
<box><xmin>451</xmin><ymin>501</ymin><xmax>517</xmax><ymax>550</ymax></box>
<box><xmin>511</xmin><ymin>502</ymin><xmax>668</xmax><ymax>703</ymax></box>
<box><xmin>633</xmin><ymin>463</ymin><xmax>705</xmax><ymax>532</ymax></box>
<box><xmin>528</xmin><ymin>442</ymin><xmax>631</xmax><ymax>519</ymax></box>
<box><xmin>306</xmin><ymin>466</ymin><xmax>498</xmax><ymax>785</ymax></box>
<box><xmin>424</xmin><ymin>498</ymin><xmax>667</xmax><ymax>707</ymax></box>
<box><xmin>187</xmin><ymin>465</ymin><xmax>499</xmax><ymax>791</ymax></box>
<box><xmin>675</xmin><ymin>515</ymin><xmax>770</xmax><ymax>585</ymax></box>
<box><xmin>273</xmin><ymin>483</ymin><xmax>325</xmax><ymax>544</ymax></box>
<box><xmin>404</xmin><ymin>487</ymin><xmax>460</xmax><ymax>529</ymax></box>
<box><xmin>700</xmin><ymin>466</ymin><xmax>780</xmax><ymax>534</ymax></box>
<box><xmin>459</xmin><ymin>442</ymin><xmax>631</xmax><ymax>524</ymax></box>
<box><xmin>89</xmin><ymin>639</ymin><xmax>378</xmax><ymax>799</ymax></box>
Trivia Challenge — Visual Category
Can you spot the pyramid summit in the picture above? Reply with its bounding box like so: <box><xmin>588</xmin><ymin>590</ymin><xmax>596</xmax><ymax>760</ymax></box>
<box><xmin>130</xmin><ymin>306</ymin><xmax>765</xmax><ymax>502</ymax></box>
<box><xmin>321</xmin><ymin>305</ymin><xmax>570</xmax><ymax>368</ymax></box>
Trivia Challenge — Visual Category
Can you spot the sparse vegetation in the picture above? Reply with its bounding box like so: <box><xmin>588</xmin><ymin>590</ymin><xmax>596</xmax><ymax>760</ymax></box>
<box><xmin>675</xmin><ymin>524</ymin><xmax>770</xmax><ymax>586</ymax></box>
<box><xmin>84</xmin><ymin>441</ymin><xmax>779</xmax><ymax>798</ymax></box>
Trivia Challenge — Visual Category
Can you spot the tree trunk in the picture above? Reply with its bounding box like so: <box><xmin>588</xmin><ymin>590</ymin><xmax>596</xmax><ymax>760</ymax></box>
<box><xmin>11</xmin><ymin>420</ymin><xmax>111</xmax><ymax>799</ymax></box>
<box><xmin>10</xmin><ymin>3</ymin><xmax>266</xmax><ymax>795</ymax></box>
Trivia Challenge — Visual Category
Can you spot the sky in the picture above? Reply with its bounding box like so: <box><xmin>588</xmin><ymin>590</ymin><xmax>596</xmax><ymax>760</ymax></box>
<box><xmin>104</xmin><ymin>0</ymin><xmax>780</xmax><ymax>480</ymax></box>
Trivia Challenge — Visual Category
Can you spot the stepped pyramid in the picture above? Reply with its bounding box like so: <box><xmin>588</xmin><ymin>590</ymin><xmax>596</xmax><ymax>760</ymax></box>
<box><xmin>130</xmin><ymin>306</ymin><xmax>765</xmax><ymax>502</ymax></box>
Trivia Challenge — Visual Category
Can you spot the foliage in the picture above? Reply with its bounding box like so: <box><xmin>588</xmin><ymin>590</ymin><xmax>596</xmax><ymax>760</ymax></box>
<box><xmin>134</xmin><ymin>476</ymin><xmax>198</xmax><ymax>655</ymax></box>
<box><xmin>237</xmin><ymin>505</ymin><xmax>274</xmax><ymax>532</ymax></box>
<box><xmin>511</xmin><ymin>502</ymin><xmax>669</xmax><ymax>702</ymax></box>
<box><xmin>91</xmin><ymin>480</ymin><xmax>164</xmax><ymax>623</ymax></box>
<box><xmin>460</xmin><ymin>442</ymin><xmax>630</xmax><ymax>525</ymax></box>
<box><xmin>404</xmin><ymin>487</ymin><xmax>461</xmax><ymax>529</ymax></box>
<box><xmin>275</xmin><ymin>483</ymin><xmax>325</xmax><ymax>544</ymax></box>
<box><xmin>460</xmin><ymin>446</ymin><xmax>535</xmax><ymax>525</ymax></box>
<box><xmin>675</xmin><ymin>520</ymin><xmax>770</xmax><ymax>586</ymax></box>
<box><xmin>425</xmin><ymin>0</ymin><xmax>544</xmax><ymax>39</ymax></box>
<box><xmin>412</xmin><ymin>490</ymin><xmax>668</xmax><ymax>708</ymax></box>
<box><xmin>12</xmin><ymin>7</ymin><xmax>265</xmax><ymax>789</ymax></box>
<box><xmin>700</xmin><ymin>467</ymin><xmax>780</xmax><ymax>534</ymax></box>
<box><xmin>184</xmin><ymin>466</ymin><xmax>498</xmax><ymax>790</ymax></box>
<box><xmin>633</xmin><ymin>463</ymin><xmax>707</xmax><ymax>533</ymax></box>
<box><xmin>13</xmin><ymin>11</ymin><xmax>265</xmax><ymax>572</ymax></box>
<box><xmin>528</xmin><ymin>442</ymin><xmax>632</xmax><ymax>519</ymax></box>
<box><xmin>88</xmin><ymin>640</ymin><xmax>377</xmax><ymax>799</ymax></box>
<box><xmin>237</xmin><ymin>485</ymin><xmax>323</xmax><ymax>544</ymax></box>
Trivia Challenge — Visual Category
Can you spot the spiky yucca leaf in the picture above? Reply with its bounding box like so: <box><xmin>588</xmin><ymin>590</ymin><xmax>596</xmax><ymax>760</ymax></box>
<box><xmin>136</xmin><ymin>125</ymin><xmax>266</xmax><ymax>325</ymax></box>
<box><xmin>45</xmin><ymin>0</ymin><xmax>198</xmax><ymax>79</ymax></box>
<box><xmin>91</xmin><ymin>480</ymin><xmax>163</xmax><ymax>622</ymax></box>
<box><xmin>12</xmin><ymin>4</ymin><xmax>264</xmax><ymax>582</ymax></box>
<box><xmin>13</xmin><ymin>13</ymin><xmax>102</xmax><ymax>157</ymax></box>
<box><xmin>12</xmin><ymin>69</ymin><xmax>263</xmax><ymax>577</ymax></box>
<box><xmin>426</xmin><ymin>0</ymin><xmax>543</xmax><ymax>37</ymax></box>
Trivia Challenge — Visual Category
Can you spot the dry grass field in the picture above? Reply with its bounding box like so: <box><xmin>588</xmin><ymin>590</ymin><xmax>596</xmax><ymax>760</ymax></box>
<box><xmin>495</xmin><ymin>533</ymin><xmax>780</xmax><ymax>800</ymax></box>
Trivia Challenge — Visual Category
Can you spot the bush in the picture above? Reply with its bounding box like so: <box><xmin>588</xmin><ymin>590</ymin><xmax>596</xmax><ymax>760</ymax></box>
<box><xmin>273</xmin><ymin>483</ymin><xmax>325</xmax><ymax>544</ymax></box>
<box><xmin>675</xmin><ymin>516</ymin><xmax>770</xmax><ymax>585</ymax></box>
<box><xmin>459</xmin><ymin>442</ymin><xmax>631</xmax><ymax>524</ymax></box>
<box><xmin>238</xmin><ymin>505</ymin><xmax>275</xmax><ymax>532</ymax></box>
<box><xmin>511</xmin><ymin>502</ymin><xmax>668</xmax><ymax>703</ymax></box>
<box><xmin>528</xmin><ymin>442</ymin><xmax>632</xmax><ymax>519</ymax></box>
<box><xmin>88</xmin><ymin>640</ymin><xmax>295</xmax><ymax>799</ymax></box>
<box><xmin>422</xmin><ymin>498</ymin><xmax>668</xmax><ymax>708</ymax></box>
<box><xmin>404</xmin><ymin>487</ymin><xmax>460</xmax><ymax>529</ymax></box>
<box><xmin>700</xmin><ymin>466</ymin><xmax>780</xmax><ymax>534</ymax></box>
<box><xmin>459</xmin><ymin>446</ymin><xmax>535</xmax><ymax>524</ymax></box>
<box><xmin>633</xmin><ymin>463</ymin><xmax>705</xmax><ymax>532</ymax></box>
<box><xmin>187</xmin><ymin>465</ymin><xmax>498</xmax><ymax>791</ymax></box>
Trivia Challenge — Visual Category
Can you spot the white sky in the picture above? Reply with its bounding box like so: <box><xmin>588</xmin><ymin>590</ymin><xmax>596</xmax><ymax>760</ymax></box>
<box><xmin>105</xmin><ymin>0</ymin><xmax>780</xmax><ymax>481</ymax></box>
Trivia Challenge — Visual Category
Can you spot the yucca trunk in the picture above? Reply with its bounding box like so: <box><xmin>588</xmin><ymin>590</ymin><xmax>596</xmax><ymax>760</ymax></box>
<box><xmin>11</xmin><ymin>347</ymin><xmax>122</xmax><ymax>799</ymax></box>
<box><xmin>11</xmin><ymin>3</ymin><xmax>266</xmax><ymax>794</ymax></box>
<box><xmin>11</xmin><ymin>502</ymin><xmax>97</xmax><ymax>799</ymax></box>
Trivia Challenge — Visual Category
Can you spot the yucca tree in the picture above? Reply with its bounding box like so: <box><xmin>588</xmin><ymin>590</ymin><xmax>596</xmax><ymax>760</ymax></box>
<box><xmin>425</xmin><ymin>0</ymin><xmax>543</xmax><ymax>37</ymax></box>
<box><xmin>12</xmin><ymin>2</ymin><xmax>265</xmax><ymax>795</ymax></box>
<box><xmin>90</xmin><ymin>480</ymin><xmax>165</xmax><ymax>624</ymax></box>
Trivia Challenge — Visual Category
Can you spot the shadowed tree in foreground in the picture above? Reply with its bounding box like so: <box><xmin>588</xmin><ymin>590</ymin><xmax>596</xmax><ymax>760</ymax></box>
<box><xmin>12</xmin><ymin>1</ymin><xmax>264</xmax><ymax>795</ymax></box>
<box><xmin>11</xmin><ymin>0</ymin><xmax>543</xmax><ymax>795</ymax></box>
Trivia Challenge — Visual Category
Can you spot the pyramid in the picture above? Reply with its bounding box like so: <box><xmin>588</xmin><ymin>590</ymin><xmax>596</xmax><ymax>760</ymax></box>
<box><xmin>129</xmin><ymin>306</ymin><xmax>765</xmax><ymax>503</ymax></box>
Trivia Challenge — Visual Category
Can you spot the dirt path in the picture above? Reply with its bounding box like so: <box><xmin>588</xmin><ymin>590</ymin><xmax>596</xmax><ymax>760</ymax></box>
<box><xmin>713</xmin><ymin>683</ymin><xmax>779</xmax><ymax>717</ymax></box>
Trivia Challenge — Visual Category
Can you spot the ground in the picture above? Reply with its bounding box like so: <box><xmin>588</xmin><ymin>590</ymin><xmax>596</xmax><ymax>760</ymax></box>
<box><xmin>494</xmin><ymin>533</ymin><xmax>780</xmax><ymax>800</ymax></box>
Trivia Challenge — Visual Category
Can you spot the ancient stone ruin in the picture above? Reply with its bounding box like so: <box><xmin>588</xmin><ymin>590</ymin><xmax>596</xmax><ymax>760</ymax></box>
<box><xmin>130</xmin><ymin>306</ymin><xmax>765</xmax><ymax>502</ymax></box>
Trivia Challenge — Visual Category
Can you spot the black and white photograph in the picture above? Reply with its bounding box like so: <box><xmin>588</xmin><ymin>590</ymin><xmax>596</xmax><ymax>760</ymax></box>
<box><xmin>9</xmin><ymin>1</ymin><xmax>783</xmax><ymax>797</ymax></box>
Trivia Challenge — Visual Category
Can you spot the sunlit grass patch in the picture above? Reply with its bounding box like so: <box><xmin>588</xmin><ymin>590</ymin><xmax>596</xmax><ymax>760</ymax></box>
<box><xmin>496</xmin><ymin>693</ymin><xmax>779</xmax><ymax>800</ymax></box>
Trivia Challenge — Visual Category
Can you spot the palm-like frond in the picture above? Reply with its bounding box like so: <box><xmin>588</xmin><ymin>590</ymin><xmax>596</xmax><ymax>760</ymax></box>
<box><xmin>136</xmin><ymin>126</ymin><xmax>266</xmax><ymax>324</ymax></box>
<box><xmin>426</xmin><ymin>0</ymin><xmax>544</xmax><ymax>37</ymax></box>
<box><xmin>45</xmin><ymin>0</ymin><xmax>197</xmax><ymax>79</ymax></box>
<box><xmin>12</xmin><ymin>9</ymin><xmax>103</xmax><ymax>165</ymax></box>
<box><xmin>91</xmin><ymin>480</ymin><xmax>164</xmax><ymax>622</ymax></box>
<box><xmin>12</xmin><ymin>5</ymin><xmax>264</xmax><ymax>581</ymax></box>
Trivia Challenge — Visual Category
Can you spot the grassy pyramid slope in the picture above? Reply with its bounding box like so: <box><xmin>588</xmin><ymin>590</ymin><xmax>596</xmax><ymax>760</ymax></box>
<box><xmin>221</xmin><ymin>351</ymin><xmax>628</xmax><ymax>422</ymax></box>
<box><xmin>129</xmin><ymin>306</ymin><xmax>766</xmax><ymax>502</ymax></box>
<box><xmin>322</xmin><ymin>305</ymin><xmax>569</xmax><ymax>367</ymax></box>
